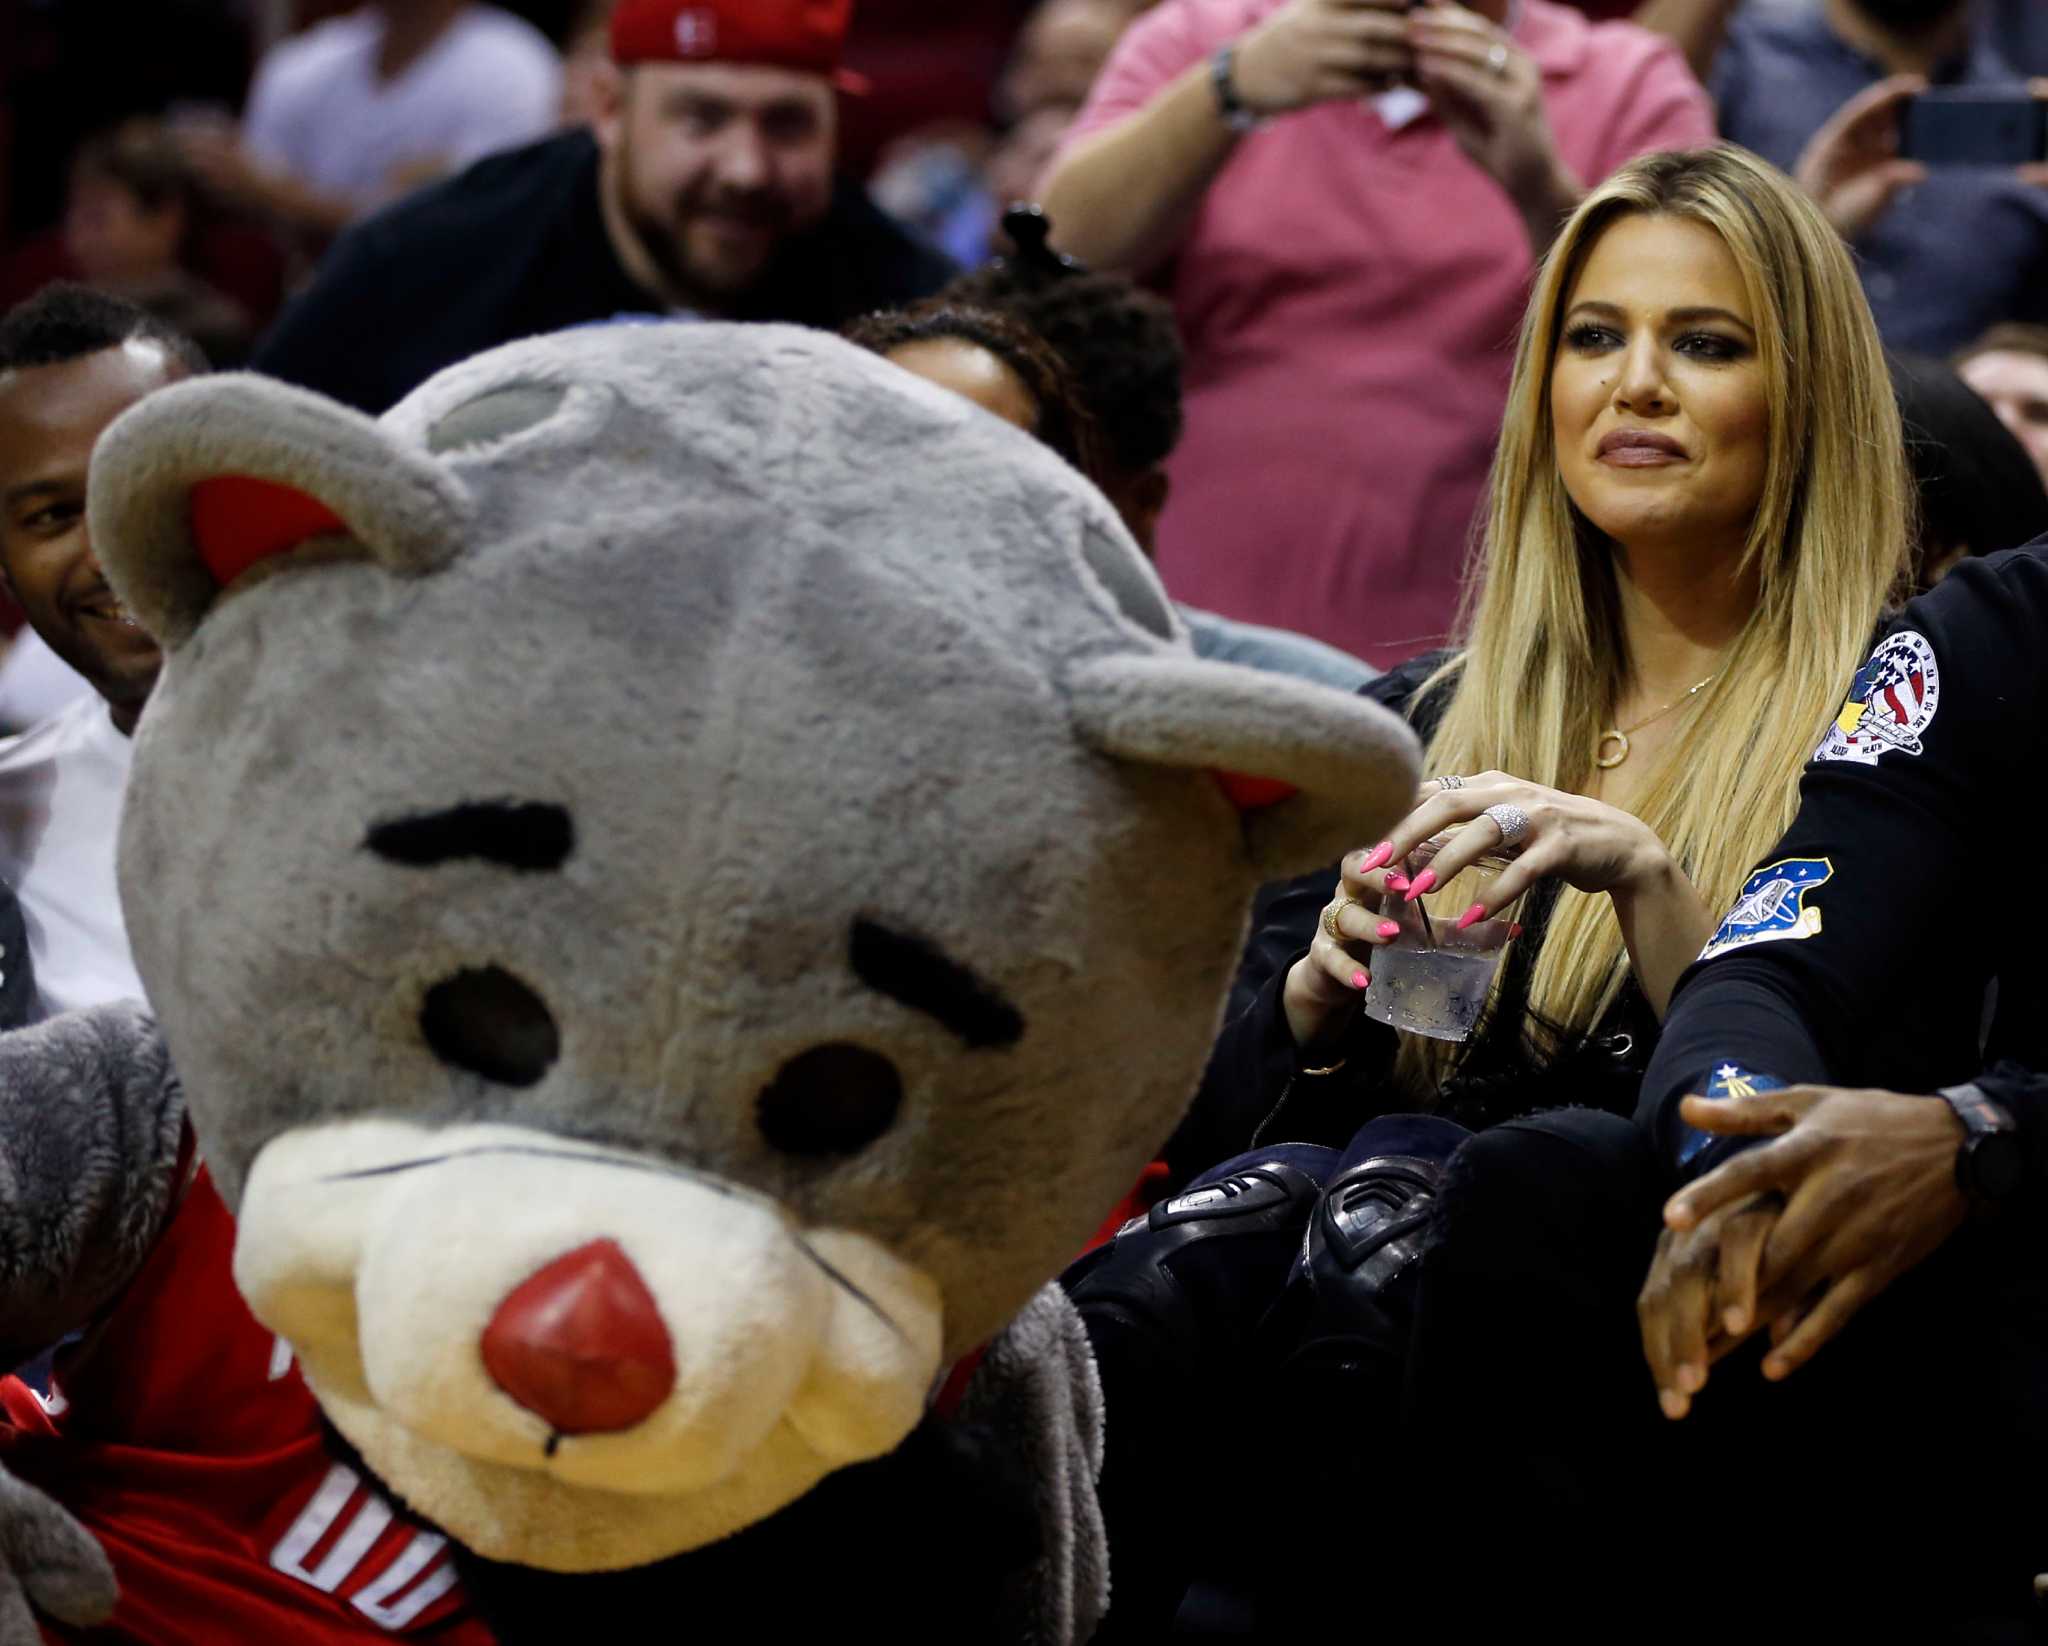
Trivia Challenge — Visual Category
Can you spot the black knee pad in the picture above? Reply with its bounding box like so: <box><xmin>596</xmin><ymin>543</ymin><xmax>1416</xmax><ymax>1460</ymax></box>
<box><xmin>1261</xmin><ymin>1115</ymin><xmax>1468</xmax><ymax>1410</ymax></box>
<box><xmin>1063</xmin><ymin>1151</ymin><xmax>1333</xmax><ymax>1370</ymax></box>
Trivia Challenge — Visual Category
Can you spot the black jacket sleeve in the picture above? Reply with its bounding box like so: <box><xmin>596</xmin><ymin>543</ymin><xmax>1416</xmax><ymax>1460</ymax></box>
<box><xmin>1638</xmin><ymin>545</ymin><xmax>2048</xmax><ymax>1178</ymax></box>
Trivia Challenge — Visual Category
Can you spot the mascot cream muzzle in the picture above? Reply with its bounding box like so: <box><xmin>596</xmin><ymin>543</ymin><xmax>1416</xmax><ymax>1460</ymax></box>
<box><xmin>237</xmin><ymin>1120</ymin><xmax>942</xmax><ymax>1569</ymax></box>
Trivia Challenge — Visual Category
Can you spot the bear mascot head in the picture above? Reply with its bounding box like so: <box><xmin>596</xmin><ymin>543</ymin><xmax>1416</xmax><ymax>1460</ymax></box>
<box><xmin>85</xmin><ymin>323</ymin><xmax>1417</xmax><ymax>1638</ymax></box>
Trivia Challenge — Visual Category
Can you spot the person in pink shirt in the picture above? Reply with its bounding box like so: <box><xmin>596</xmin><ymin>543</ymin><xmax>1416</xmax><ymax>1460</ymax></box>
<box><xmin>1041</xmin><ymin>0</ymin><xmax>1715</xmax><ymax>670</ymax></box>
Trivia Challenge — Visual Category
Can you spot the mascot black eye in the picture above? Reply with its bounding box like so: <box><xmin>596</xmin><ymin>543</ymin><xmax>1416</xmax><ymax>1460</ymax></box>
<box><xmin>420</xmin><ymin>966</ymin><xmax>560</xmax><ymax>1087</ymax></box>
<box><xmin>756</xmin><ymin>1044</ymin><xmax>903</xmax><ymax>1157</ymax></box>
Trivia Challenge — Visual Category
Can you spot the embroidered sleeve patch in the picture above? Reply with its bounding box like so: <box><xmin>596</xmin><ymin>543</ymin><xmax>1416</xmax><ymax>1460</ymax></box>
<box><xmin>1815</xmin><ymin>629</ymin><xmax>1939</xmax><ymax>766</ymax></box>
<box><xmin>1677</xmin><ymin>1065</ymin><xmax>1788</xmax><ymax>1166</ymax></box>
<box><xmin>1698</xmin><ymin>857</ymin><xmax>1833</xmax><ymax>962</ymax></box>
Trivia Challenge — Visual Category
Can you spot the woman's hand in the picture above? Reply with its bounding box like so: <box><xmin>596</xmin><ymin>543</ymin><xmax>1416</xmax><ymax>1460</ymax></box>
<box><xmin>1408</xmin><ymin>3</ymin><xmax>1581</xmax><ymax>250</ymax></box>
<box><xmin>1280</xmin><ymin>773</ymin><xmax>1667</xmax><ymax>1050</ymax></box>
<box><xmin>1380</xmin><ymin>772</ymin><xmax>1669</xmax><ymax>915</ymax></box>
<box><xmin>1373</xmin><ymin>772</ymin><xmax>1712</xmax><ymax>1015</ymax></box>
<box><xmin>1281</xmin><ymin>844</ymin><xmax>1408</xmax><ymax>1051</ymax></box>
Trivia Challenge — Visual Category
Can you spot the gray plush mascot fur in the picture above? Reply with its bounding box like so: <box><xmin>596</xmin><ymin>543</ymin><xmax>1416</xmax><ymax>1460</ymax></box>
<box><xmin>0</xmin><ymin>322</ymin><xmax>1417</xmax><ymax>1641</ymax></box>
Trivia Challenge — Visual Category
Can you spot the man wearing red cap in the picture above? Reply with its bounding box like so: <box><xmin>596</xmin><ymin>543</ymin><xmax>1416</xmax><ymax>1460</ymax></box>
<box><xmin>252</xmin><ymin>0</ymin><xmax>955</xmax><ymax>415</ymax></box>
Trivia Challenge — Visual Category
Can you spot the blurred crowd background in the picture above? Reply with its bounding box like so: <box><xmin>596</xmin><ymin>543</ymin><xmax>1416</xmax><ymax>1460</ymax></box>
<box><xmin>31</xmin><ymin>0</ymin><xmax>2019</xmax><ymax>356</ymax></box>
<box><xmin>0</xmin><ymin>0</ymin><xmax>1049</xmax><ymax>347</ymax></box>
<box><xmin>7</xmin><ymin>0</ymin><xmax>2048</xmax><ymax>696</ymax></box>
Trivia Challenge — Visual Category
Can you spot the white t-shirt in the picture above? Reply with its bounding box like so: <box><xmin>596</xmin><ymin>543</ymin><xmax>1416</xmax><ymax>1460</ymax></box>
<box><xmin>0</xmin><ymin>628</ymin><xmax>94</xmax><ymax>735</ymax></box>
<box><xmin>244</xmin><ymin>3</ymin><xmax>563</xmax><ymax>212</ymax></box>
<box><xmin>0</xmin><ymin>693</ymin><xmax>145</xmax><ymax>1019</ymax></box>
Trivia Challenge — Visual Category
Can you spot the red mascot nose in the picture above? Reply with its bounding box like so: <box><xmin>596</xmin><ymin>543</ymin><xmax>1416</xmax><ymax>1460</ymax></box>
<box><xmin>480</xmin><ymin>1239</ymin><xmax>675</xmax><ymax>1436</ymax></box>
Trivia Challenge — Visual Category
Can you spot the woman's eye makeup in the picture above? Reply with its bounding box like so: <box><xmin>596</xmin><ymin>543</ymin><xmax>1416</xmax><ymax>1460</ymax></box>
<box><xmin>1674</xmin><ymin>331</ymin><xmax>1746</xmax><ymax>362</ymax></box>
<box><xmin>1560</xmin><ymin>321</ymin><xmax>1748</xmax><ymax>362</ymax></box>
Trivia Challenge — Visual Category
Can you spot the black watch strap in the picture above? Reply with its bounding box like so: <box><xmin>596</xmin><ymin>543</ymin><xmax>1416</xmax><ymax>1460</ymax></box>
<box><xmin>1211</xmin><ymin>43</ymin><xmax>1263</xmax><ymax>133</ymax></box>
<box><xmin>1938</xmin><ymin>1083</ymin><xmax>2025</xmax><ymax>1212</ymax></box>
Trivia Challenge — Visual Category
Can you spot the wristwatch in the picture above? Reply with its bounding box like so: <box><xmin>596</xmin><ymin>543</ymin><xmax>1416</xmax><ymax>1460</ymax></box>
<box><xmin>1937</xmin><ymin>1083</ymin><xmax>2025</xmax><ymax>1215</ymax></box>
<box><xmin>1211</xmin><ymin>43</ymin><xmax>1264</xmax><ymax>133</ymax></box>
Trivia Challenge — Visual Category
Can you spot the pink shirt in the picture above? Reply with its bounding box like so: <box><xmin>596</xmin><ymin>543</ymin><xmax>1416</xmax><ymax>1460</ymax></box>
<box><xmin>1060</xmin><ymin>0</ymin><xmax>1715</xmax><ymax>669</ymax></box>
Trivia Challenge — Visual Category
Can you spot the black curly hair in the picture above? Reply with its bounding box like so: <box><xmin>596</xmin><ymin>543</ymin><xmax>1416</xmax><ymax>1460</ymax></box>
<box><xmin>0</xmin><ymin>281</ymin><xmax>208</xmax><ymax>377</ymax></box>
<box><xmin>845</xmin><ymin>301</ymin><xmax>1109</xmax><ymax>483</ymax></box>
<box><xmin>941</xmin><ymin>254</ymin><xmax>1184</xmax><ymax>479</ymax></box>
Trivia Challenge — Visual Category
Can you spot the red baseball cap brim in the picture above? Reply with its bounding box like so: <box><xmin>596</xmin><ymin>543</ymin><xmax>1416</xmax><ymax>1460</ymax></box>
<box><xmin>611</xmin><ymin>0</ymin><xmax>866</xmax><ymax>92</ymax></box>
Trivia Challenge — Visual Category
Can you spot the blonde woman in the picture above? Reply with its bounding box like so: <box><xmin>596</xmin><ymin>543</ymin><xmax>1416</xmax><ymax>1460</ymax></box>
<box><xmin>1168</xmin><ymin>144</ymin><xmax>1911</xmax><ymax>1172</ymax></box>
<box><xmin>1070</xmin><ymin>143</ymin><xmax>1912</xmax><ymax>1638</ymax></box>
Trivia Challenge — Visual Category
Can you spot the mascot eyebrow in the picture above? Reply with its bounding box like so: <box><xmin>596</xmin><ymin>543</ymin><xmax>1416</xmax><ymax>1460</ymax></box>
<box><xmin>849</xmin><ymin>918</ymin><xmax>1024</xmax><ymax>1050</ymax></box>
<box><xmin>364</xmin><ymin>802</ymin><xmax>574</xmax><ymax>872</ymax></box>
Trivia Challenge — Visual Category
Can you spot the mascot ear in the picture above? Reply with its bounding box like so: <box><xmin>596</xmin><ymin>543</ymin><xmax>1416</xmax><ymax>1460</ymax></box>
<box><xmin>88</xmin><ymin>374</ymin><xmax>472</xmax><ymax>650</ymax></box>
<box><xmin>1067</xmin><ymin>654</ymin><xmax>1421</xmax><ymax>877</ymax></box>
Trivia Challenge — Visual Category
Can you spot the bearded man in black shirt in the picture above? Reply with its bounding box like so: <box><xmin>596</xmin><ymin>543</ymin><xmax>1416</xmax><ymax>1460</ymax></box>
<box><xmin>253</xmin><ymin>0</ymin><xmax>955</xmax><ymax>413</ymax></box>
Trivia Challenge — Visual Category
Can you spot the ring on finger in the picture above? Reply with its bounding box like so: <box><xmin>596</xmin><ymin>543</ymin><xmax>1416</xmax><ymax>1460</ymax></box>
<box><xmin>1324</xmin><ymin>898</ymin><xmax>1363</xmax><ymax>941</ymax></box>
<box><xmin>1483</xmin><ymin>803</ymin><xmax>1530</xmax><ymax>851</ymax></box>
<box><xmin>1433</xmin><ymin>774</ymin><xmax>1466</xmax><ymax>792</ymax></box>
<box><xmin>1486</xmin><ymin>40</ymin><xmax>1510</xmax><ymax>76</ymax></box>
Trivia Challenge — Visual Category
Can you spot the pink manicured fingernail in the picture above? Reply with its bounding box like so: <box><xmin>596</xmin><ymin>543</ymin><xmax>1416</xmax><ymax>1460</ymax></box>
<box><xmin>1377</xmin><ymin>920</ymin><xmax>1402</xmax><ymax>939</ymax></box>
<box><xmin>1403</xmin><ymin>869</ymin><xmax>1438</xmax><ymax>902</ymax></box>
<box><xmin>1358</xmin><ymin>842</ymin><xmax>1394</xmax><ymax>874</ymax></box>
<box><xmin>1351</xmin><ymin>970</ymin><xmax>1370</xmax><ymax>990</ymax></box>
<box><xmin>1385</xmin><ymin>873</ymin><xmax>1411</xmax><ymax>893</ymax></box>
<box><xmin>1456</xmin><ymin>903</ymin><xmax>1487</xmax><ymax>931</ymax></box>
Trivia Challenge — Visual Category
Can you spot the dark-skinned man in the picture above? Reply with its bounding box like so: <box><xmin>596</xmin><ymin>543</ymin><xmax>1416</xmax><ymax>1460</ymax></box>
<box><xmin>252</xmin><ymin>0</ymin><xmax>955</xmax><ymax>415</ymax></box>
<box><xmin>0</xmin><ymin>284</ymin><xmax>512</xmax><ymax>1646</ymax></box>
<box><xmin>0</xmin><ymin>284</ymin><xmax>196</xmax><ymax>1020</ymax></box>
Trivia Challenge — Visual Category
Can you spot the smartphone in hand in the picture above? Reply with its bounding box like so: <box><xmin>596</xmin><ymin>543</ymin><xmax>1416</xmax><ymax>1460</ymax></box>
<box><xmin>1899</xmin><ymin>89</ymin><xmax>2048</xmax><ymax>167</ymax></box>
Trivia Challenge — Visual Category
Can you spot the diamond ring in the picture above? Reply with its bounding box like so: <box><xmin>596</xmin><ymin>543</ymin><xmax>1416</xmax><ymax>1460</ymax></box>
<box><xmin>1483</xmin><ymin>803</ymin><xmax>1530</xmax><ymax>850</ymax></box>
<box><xmin>1434</xmin><ymin>774</ymin><xmax>1466</xmax><ymax>792</ymax></box>
<box><xmin>1487</xmin><ymin>41</ymin><xmax>1510</xmax><ymax>76</ymax></box>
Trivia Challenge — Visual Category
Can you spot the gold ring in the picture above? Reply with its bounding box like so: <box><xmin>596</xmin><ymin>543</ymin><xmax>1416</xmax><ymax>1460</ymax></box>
<box><xmin>1324</xmin><ymin>899</ymin><xmax>1361</xmax><ymax>941</ymax></box>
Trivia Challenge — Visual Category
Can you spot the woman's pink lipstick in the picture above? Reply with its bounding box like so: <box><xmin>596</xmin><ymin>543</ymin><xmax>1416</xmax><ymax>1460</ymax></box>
<box><xmin>1597</xmin><ymin>429</ymin><xmax>1688</xmax><ymax>467</ymax></box>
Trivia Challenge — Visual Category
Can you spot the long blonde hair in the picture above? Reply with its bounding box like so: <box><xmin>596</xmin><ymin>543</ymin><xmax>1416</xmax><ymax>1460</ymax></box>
<box><xmin>1406</xmin><ymin>145</ymin><xmax>1911</xmax><ymax>1091</ymax></box>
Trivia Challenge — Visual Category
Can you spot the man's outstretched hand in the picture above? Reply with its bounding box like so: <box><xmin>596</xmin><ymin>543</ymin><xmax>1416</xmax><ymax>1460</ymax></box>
<box><xmin>1638</xmin><ymin>1084</ymin><xmax>1969</xmax><ymax>1419</ymax></box>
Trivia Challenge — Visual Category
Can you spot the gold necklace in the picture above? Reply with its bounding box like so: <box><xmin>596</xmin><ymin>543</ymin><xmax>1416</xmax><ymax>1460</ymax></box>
<box><xmin>1595</xmin><ymin>674</ymin><xmax>1717</xmax><ymax>770</ymax></box>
